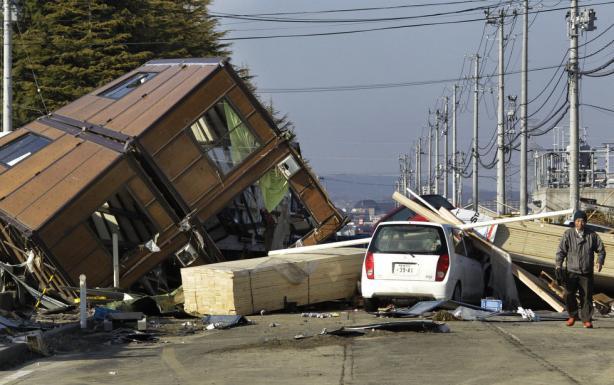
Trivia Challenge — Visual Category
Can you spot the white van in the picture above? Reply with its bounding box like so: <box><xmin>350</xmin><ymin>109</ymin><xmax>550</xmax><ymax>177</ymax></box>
<box><xmin>361</xmin><ymin>221</ymin><xmax>485</xmax><ymax>311</ymax></box>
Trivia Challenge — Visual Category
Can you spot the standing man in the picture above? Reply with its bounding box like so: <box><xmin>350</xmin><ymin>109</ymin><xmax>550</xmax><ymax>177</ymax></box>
<box><xmin>555</xmin><ymin>210</ymin><xmax>606</xmax><ymax>328</ymax></box>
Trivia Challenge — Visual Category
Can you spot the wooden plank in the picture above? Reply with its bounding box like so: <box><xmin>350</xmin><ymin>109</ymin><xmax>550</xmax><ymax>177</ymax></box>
<box><xmin>511</xmin><ymin>263</ymin><xmax>565</xmax><ymax>312</ymax></box>
<box><xmin>181</xmin><ymin>247</ymin><xmax>364</xmax><ymax>315</ymax></box>
<box><xmin>0</xmin><ymin>142</ymin><xmax>102</xmax><ymax>216</ymax></box>
<box><xmin>0</xmin><ymin>134</ymin><xmax>78</xmax><ymax>200</ymax></box>
<box><xmin>392</xmin><ymin>192</ymin><xmax>446</xmax><ymax>223</ymax></box>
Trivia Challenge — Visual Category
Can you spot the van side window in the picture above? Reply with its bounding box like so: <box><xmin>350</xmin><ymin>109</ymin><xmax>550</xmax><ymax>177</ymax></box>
<box><xmin>452</xmin><ymin>229</ymin><xmax>467</xmax><ymax>256</ymax></box>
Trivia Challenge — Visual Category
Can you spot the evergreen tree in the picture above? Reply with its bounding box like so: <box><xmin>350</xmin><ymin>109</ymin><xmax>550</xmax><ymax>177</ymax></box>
<box><xmin>12</xmin><ymin>0</ymin><xmax>228</xmax><ymax>126</ymax></box>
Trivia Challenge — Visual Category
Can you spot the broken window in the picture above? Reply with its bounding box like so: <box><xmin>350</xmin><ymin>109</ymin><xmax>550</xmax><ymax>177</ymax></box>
<box><xmin>190</xmin><ymin>99</ymin><xmax>260</xmax><ymax>174</ymax></box>
<box><xmin>88</xmin><ymin>188</ymin><xmax>158</xmax><ymax>257</ymax></box>
<box><xmin>99</xmin><ymin>72</ymin><xmax>156</xmax><ymax>100</ymax></box>
<box><xmin>0</xmin><ymin>133</ymin><xmax>51</xmax><ymax>167</ymax></box>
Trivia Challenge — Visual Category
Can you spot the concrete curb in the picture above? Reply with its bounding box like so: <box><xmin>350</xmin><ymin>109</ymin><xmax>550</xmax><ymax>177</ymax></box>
<box><xmin>0</xmin><ymin>322</ymin><xmax>80</xmax><ymax>370</ymax></box>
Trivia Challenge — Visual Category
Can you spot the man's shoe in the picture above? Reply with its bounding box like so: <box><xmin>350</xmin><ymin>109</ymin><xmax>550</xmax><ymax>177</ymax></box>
<box><xmin>583</xmin><ymin>321</ymin><xmax>593</xmax><ymax>328</ymax></box>
<box><xmin>566</xmin><ymin>317</ymin><xmax>576</xmax><ymax>326</ymax></box>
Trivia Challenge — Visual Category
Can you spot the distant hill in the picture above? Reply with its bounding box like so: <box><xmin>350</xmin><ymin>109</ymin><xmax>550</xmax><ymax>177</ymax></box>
<box><xmin>318</xmin><ymin>174</ymin><xmax>397</xmax><ymax>203</ymax></box>
<box><xmin>320</xmin><ymin>173</ymin><xmax>517</xmax><ymax>208</ymax></box>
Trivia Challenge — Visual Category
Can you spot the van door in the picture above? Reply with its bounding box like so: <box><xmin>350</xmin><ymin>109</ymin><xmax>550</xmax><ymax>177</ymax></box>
<box><xmin>451</xmin><ymin>229</ymin><xmax>482</xmax><ymax>301</ymax></box>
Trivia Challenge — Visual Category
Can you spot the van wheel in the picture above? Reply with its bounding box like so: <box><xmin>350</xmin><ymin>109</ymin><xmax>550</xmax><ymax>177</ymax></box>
<box><xmin>452</xmin><ymin>283</ymin><xmax>462</xmax><ymax>302</ymax></box>
<box><xmin>364</xmin><ymin>297</ymin><xmax>379</xmax><ymax>312</ymax></box>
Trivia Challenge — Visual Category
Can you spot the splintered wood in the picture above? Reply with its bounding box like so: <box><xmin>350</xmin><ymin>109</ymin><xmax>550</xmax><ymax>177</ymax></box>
<box><xmin>181</xmin><ymin>247</ymin><xmax>365</xmax><ymax>315</ymax></box>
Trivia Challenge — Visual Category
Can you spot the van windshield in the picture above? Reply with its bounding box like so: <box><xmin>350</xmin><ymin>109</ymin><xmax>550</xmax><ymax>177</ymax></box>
<box><xmin>370</xmin><ymin>225</ymin><xmax>446</xmax><ymax>255</ymax></box>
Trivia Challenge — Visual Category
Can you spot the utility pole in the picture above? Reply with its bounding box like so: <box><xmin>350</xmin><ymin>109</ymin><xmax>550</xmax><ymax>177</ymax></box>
<box><xmin>428</xmin><ymin>125</ymin><xmax>433</xmax><ymax>194</ymax></box>
<box><xmin>443</xmin><ymin>97</ymin><xmax>449</xmax><ymax>200</ymax></box>
<box><xmin>3</xmin><ymin>0</ymin><xmax>12</xmax><ymax>134</ymax></box>
<box><xmin>452</xmin><ymin>84</ymin><xmax>459</xmax><ymax>207</ymax></box>
<box><xmin>495</xmin><ymin>9</ymin><xmax>507</xmax><ymax>215</ymax></box>
<box><xmin>472</xmin><ymin>55</ymin><xmax>480</xmax><ymax>212</ymax></box>
<box><xmin>434</xmin><ymin>110</ymin><xmax>440</xmax><ymax>195</ymax></box>
<box><xmin>567</xmin><ymin>4</ymin><xmax>596</xmax><ymax>212</ymax></box>
<box><xmin>416</xmin><ymin>139</ymin><xmax>422</xmax><ymax>194</ymax></box>
<box><xmin>568</xmin><ymin>0</ymin><xmax>580</xmax><ymax>213</ymax></box>
<box><xmin>520</xmin><ymin>0</ymin><xmax>529</xmax><ymax>215</ymax></box>
<box><xmin>399</xmin><ymin>154</ymin><xmax>408</xmax><ymax>195</ymax></box>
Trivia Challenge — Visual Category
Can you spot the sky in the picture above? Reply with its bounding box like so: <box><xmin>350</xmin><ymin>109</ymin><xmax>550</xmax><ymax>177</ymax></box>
<box><xmin>211</xmin><ymin>0</ymin><xmax>614</xmax><ymax>194</ymax></box>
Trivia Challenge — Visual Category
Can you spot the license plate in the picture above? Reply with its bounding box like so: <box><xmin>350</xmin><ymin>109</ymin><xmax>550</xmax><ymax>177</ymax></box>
<box><xmin>393</xmin><ymin>263</ymin><xmax>417</xmax><ymax>275</ymax></box>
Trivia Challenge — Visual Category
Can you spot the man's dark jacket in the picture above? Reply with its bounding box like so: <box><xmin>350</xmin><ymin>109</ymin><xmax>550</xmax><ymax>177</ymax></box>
<box><xmin>556</xmin><ymin>227</ymin><xmax>606</xmax><ymax>274</ymax></box>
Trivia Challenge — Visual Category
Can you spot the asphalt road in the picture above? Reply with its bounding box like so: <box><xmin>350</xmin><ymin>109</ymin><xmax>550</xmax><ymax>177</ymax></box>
<box><xmin>1</xmin><ymin>312</ymin><xmax>613</xmax><ymax>385</ymax></box>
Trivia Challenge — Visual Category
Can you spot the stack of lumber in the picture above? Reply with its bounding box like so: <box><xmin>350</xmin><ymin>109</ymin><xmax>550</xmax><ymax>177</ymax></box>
<box><xmin>494</xmin><ymin>221</ymin><xmax>614</xmax><ymax>279</ymax></box>
<box><xmin>181</xmin><ymin>247</ymin><xmax>365</xmax><ymax>315</ymax></box>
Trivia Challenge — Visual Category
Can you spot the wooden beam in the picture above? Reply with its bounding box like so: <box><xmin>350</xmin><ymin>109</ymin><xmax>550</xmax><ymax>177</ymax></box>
<box><xmin>457</xmin><ymin>209</ymin><xmax>573</xmax><ymax>230</ymax></box>
<box><xmin>268</xmin><ymin>238</ymin><xmax>370</xmax><ymax>256</ymax></box>
<box><xmin>511</xmin><ymin>263</ymin><xmax>565</xmax><ymax>312</ymax></box>
<box><xmin>391</xmin><ymin>192</ymin><xmax>446</xmax><ymax>224</ymax></box>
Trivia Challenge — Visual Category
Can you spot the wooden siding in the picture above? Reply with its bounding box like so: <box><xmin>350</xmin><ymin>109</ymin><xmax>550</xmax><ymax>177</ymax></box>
<box><xmin>139</xmin><ymin>69</ymin><xmax>234</xmax><ymax>153</ymax></box>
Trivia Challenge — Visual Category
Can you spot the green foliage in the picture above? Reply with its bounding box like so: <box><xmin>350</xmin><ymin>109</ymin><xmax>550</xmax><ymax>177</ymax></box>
<box><xmin>12</xmin><ymin>0</ymin><xmax>229</xmax><ymax>126</ymax></box>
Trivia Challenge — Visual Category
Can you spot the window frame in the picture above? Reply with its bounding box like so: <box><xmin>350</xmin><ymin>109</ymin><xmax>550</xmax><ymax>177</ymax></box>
<box><xmin>87</xmin><ymin>185</ymin><xmax>161</xmax><ymax>258</ymax></box>
<box><xmin>98</xmin><ymin>72</ymin><xmax>157</xmax><ymax>100</ymax></box>
<box><xmin>187</xmin><ymin>96</ymin><xmax>262</xmax><ymax>176</ymax></box>
<box><xmin>0</xmin><ymin>132</ymin><xmax>52</xmax><ymax>168</ymax></box>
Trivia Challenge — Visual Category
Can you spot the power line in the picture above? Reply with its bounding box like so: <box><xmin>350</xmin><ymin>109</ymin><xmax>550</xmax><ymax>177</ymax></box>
<box><xmin>258</xmin><ymin>63</ymin><xmax>565</xmax><ymax>94</ymax></box>
<box><xmin>213</xmin><ymin>0</ymin><xmax>498</xmax><ymax>17</ymax></box>
<box><xmin>217</xmin><ymin>1</ymin><xmax>614</xmax><ymax>41</ymax></box>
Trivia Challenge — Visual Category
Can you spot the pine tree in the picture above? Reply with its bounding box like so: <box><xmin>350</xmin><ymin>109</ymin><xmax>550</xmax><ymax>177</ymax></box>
<box><xmin>11</xmin><ymin>0</ymin><xmax>228</xmax><ymax>126</ymax></box>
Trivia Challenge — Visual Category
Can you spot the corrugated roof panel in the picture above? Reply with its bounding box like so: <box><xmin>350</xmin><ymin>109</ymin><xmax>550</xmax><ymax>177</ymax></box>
<box><xmin>16</xmin><ymin>146</ymin><xmax>120</xmax><ymax>230</ymax></box>
<box><xmin>111</xmin><ymin>65</ymin><xmax>218</xmax><ymax>136</ymax></box>
<box><xmin>0</xmin><ymin>133</ymin><xmax>79</xmax><ymax>200</ymax></box>
<box><xmin>87</xmin><ymin>65</ymin><xmax>185</xmax><ymax>127</ymax></box>
<box><xmin>0</xmin><ymin>141</ymin><xmax>102</xmax><ymax>217</ymax></box>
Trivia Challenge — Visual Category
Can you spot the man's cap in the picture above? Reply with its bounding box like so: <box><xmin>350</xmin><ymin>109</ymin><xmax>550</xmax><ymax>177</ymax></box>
<box><xmin>573</xmin><ymin>210</ymin><xmax>587</xmax><ymax>222</ymax></box>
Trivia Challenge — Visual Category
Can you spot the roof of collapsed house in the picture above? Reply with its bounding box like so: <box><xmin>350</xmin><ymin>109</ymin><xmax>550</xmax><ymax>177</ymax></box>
<box><xmin>0</xmin><ymin>58</ymin><xmax>346</xmax><ymax>299</ymax></box>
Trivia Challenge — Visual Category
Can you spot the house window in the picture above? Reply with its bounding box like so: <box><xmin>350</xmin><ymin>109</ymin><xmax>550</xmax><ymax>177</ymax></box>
<box><xmin>99</xmin><ymin>72</ymin><xmax>156</xmax><ymax>100</ymax></box>
<box><xmin>88</xmin><ymin>188</ymin><xmax>157</xmax><ymax>257</ymax></box>
<box><xmin>0</xmin><ymin>133</ymin><xmax>51</xmax><ymax>167</ymax></box>
<box><xmin>190</xmin><ymin>99</ymin><xmax>260</xmax><ymax>174</ymax></box>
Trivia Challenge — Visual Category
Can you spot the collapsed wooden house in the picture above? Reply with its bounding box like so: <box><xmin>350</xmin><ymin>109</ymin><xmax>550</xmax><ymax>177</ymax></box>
<box><xmin>0</xmin><ymin>58</ymin><xmax>345</xmax><ymax>299</ymax></box>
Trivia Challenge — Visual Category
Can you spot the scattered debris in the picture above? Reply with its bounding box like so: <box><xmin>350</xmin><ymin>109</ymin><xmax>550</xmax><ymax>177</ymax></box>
<box><xmin>300</xmin><ymin>312</ymin><xmax>339</xmax><ymax>318</ymax></box>
<box><xmin>452</xmin><ymin>306</ymin><xmax>493</xmax><ymax>321</ymax></box>
<box><xmin>378</xmin><ymin>300</ymin><xmax>493</xmax><ymax>318</ymax></box>
<box><xmin>324</xmin><ymin>320</ymin><xmax>450</xmax><ymax>336</ymax></box>
<box><xmin>432</xmin><ymin>310</ymin><xmax>460</xmax><ymax>322</ymax></box>
<box><xmin>480</xmin><ymin>298</ymin><xmax>503</xmax><ymax>312</ymax></box>
<box><xmin>517</xmin><ymin>307</ymin><xmax>540</xmax><ymax>321</ymax></box>
<box><xmin>202</xmin><ymin>315</ymin><xmax>251</xmax><ymax>330</ymax></box>
<box><xmin>111</xmin><ymin>328</ymin><xmax>159</xmax><ymax>344</ymax></box>
<box><xmin>593</xmin><ymin>293</ymin><xmax>614</xmax><ymax>315</ymax></box>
